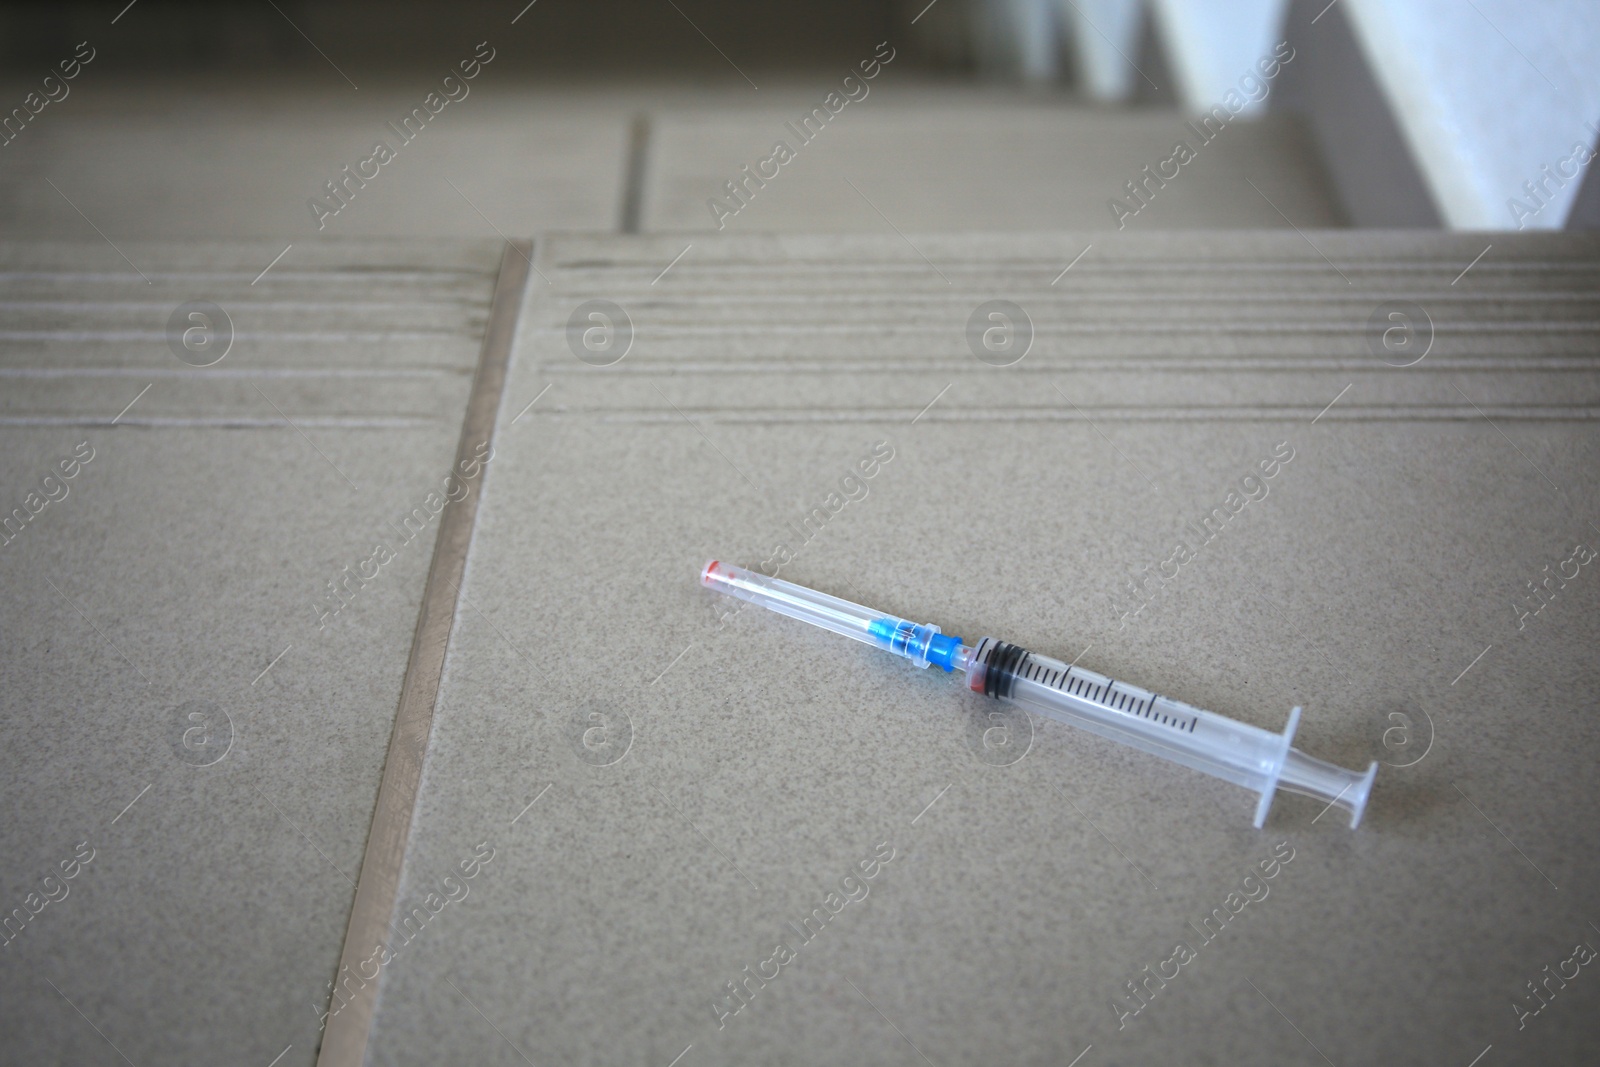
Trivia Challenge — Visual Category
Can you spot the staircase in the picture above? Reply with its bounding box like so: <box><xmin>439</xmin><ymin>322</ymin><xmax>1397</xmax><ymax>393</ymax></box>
<box><xmin>1</xmin><ymin>5</ymin><xmax>1598</xmax><ymax>1067</ymax></box>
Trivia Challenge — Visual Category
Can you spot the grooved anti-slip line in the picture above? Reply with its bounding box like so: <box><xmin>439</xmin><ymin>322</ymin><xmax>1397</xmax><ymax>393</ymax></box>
<box><xmin>316</xmin><ymin>239</ymin><xmax>531</xmax><ymax>1067</ymax></box>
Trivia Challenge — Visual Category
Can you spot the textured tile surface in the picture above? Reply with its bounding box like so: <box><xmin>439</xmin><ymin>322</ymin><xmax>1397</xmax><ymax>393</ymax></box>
<box><xmin>0</xmin><ymin>74</ymin><xmax>1342</xmax><ymax>243</ymax></box>
<box><xmin>362</xmin><ymin>232</ymin><xmax>1600</xmax><ymax>1066</ymax></box>
<box><xmin>645</xmin><ymin>106</ymin><xmax>1345</xmax><ymax>232</ymax></box>
<box><xmin>0</xmin><ymin>238</ymin><xmax>504</xmax><ymax>1066</ymax></box>
<box><xmin>0</xmin><ymin>78</ymin><xmax>630</xmax><ymax>239</ymax></box>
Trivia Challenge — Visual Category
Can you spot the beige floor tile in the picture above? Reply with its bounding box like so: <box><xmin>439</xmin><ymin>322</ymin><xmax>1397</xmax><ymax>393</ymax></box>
<box><xmin>361</xmin><ymin>231</ymin><xmax>1600</xmax><ymax>1067</ymax></box>
<box><xmin>0</xmin><ymin>238</ymin><xmax>505</xmax><ymax>1067</ymax></box>
<box><xmin>645</xmin><ymin>106</ymin><xmax>1345</xmax><ymax>232</ymax></box>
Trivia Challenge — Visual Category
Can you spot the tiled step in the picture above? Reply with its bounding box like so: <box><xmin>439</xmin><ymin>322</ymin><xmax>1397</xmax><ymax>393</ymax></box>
<box><xmin>355</xmin><ymin>230</ymin><xmax>1599</xmax><ymax>1067</ymax></box>
<box><xmin>644</xmin><ymin>107</ymin><xmax>1344</xmax><ymax>231</ymax></box>
<box><xmin>0</xmin><ymin>237</ymin><xmax>511</xmax><ymax>1067</ymax></box>
<box><xmin>5</xmin><ymin>231</ymin><xmax>1596</xmax><ymax>1067</ymax></box>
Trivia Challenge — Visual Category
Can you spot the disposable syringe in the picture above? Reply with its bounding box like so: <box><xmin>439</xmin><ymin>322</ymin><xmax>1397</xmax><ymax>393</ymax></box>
<box><xmin>702</xmin><ymin>561</ymin><xmax>1377</xmax><ymax>829</ymax></box>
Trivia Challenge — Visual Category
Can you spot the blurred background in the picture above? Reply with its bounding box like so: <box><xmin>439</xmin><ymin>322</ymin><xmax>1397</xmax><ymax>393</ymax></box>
<box><xmin>2</xmin><ymin>0</ymin><xmax>1596</xmax><ymax>239</ymax></box>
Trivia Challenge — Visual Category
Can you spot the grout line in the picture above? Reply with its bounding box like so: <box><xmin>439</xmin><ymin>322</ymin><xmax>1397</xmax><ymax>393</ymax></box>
<box><xmin>444</xmin><ymin>179</ymin><xmax>552</xmax><ymax>286</ymax></box>
<box><xmin>315</xmin><ymin>239</ymin><xmax>532</xmax><ymax>1067</ymax></box>
<box><xmin>619</xmin><ymin>114</ymin><xmax>651</xmax><ymax>235</ymax></box>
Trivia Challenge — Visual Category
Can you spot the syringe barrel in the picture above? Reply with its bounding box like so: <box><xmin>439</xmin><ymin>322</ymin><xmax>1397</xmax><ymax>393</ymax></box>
<box><xmin>967</xmin><ymin>638</ymin><xmax>1376</xmax><ymax>828</ymax></box>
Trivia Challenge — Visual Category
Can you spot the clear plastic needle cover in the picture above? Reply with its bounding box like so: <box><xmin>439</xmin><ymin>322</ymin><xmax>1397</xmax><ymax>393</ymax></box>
<box><xmin>703</xmin><ymin>561</ymin><xmax>1377</xmax><ymax>829</ymax></box>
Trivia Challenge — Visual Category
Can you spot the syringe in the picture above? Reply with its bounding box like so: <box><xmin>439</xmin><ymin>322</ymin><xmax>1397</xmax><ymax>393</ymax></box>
<box><xmin>702</xmin><ymin>561</ymin><xmax>1377</xmax><ymax>829</ymax></box>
